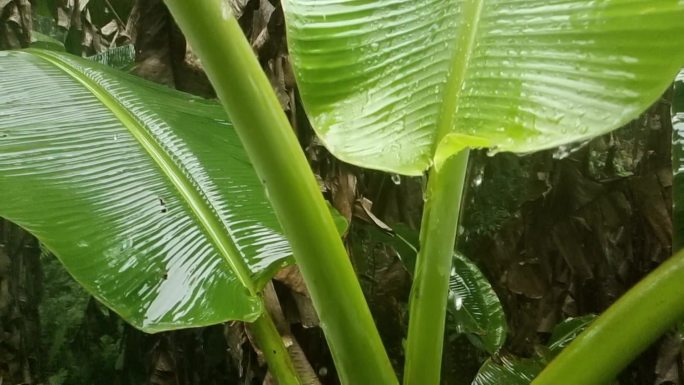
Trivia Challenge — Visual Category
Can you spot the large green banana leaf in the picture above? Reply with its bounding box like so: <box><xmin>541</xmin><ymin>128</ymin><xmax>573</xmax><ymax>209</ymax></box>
<box><xmin>674</xmin><ymin>68</ymin><xmax>684</xmax><ymax>250</ymax></box>
<box><xmin>284</xmin><ymin>0</ymin><xmax>684</xmax><ymax>175</ymax></box>
<box><xmin>0</xmin><ymin>49</ymin><xmax>292</xmax><ymax>332</ymax></box>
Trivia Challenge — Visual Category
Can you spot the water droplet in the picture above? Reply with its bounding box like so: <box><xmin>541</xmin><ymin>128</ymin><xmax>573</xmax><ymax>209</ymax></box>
<box><xmin>553</xmin><ymin>145</ymin><xmax>571</xmax><ymax>159</ymax></box>
<box><xmin>113</xmin><ymin>134</ymin><xmax>119</xmax><ymax>141</ymax></box>
<box><xmin>391</xmin><ymin>174</ymin><xmax>401</xmax><ymax>185</ymax></box>
<box><xmin>121</xmin><ymin>237</ymin><xmax>133</xmax><ymax>250</ymax></box>
<box><xmin>370</xmin><ymin>42</ymin><xmax>379</xmax><ymax>51</ymax></box>
<box><xmin>553</xmin><ymin>140</ymin><xmax>590</xmax><ymax>159</ymax></box>
<box><xmin>473</xmin><ymin>173</ymin><xmax>483</xmax><ymax>187</ymax></box>
<box><xmin>77</xmin><ymin>240</ymin><xmax>89</xmax><ymax>248</ymax></box>
<box><xmin>454</xmin><ymin>296</ymin><xmax>463</xmax><ymax>311</ymax></box>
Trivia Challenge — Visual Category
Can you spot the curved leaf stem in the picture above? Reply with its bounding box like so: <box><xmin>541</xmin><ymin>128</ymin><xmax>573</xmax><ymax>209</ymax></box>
<box><xmin>249</xmin><ymin>310</ymin><xmax>302</xmax><ymax>385</ymax></box>
<box><xmin>162</xmin><ymin>1</ymin><xmax>398</xmax><ymax>384</ymax></box>
<box><xmin>404</xmin><ymin>150</ymin><xmax>470</xmax><ymax>385</ymax></box>
<box><xmin>532</xmin><ymin>249</ymin><xmax>684</xmax><ymax>385</ymax></box>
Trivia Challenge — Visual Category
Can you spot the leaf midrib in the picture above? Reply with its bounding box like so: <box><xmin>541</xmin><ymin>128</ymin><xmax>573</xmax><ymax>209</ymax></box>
<box><xmin>28</xmin><ymin>49</ymin><xmax>257</xmax><ymax>295</ymax></box>
<box><xmin>434</xmin><ymin>0</ymin><xmax>485</xmax><ymax>151</ymax></box>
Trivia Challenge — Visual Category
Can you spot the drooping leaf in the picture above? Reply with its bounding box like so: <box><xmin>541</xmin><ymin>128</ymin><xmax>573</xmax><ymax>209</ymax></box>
<box><xmin>360</xmin><ymin>222</ymin><xmax>419</xmax><ymax>273</ymax></box>
<box><xmin>472</xmin><ymin>355</ymin><xmax>544</xmax><ymax>385</ymax></box>
<box><xmin>547</xmin><ymin>314</ymin><xmax>596</xmax><ymax>354</ymax></box>
<box><xmin>0</xmin><ymin>49</ymin><xmax>292</xmax><ymax>332</ymax></box>
<box><xmin>391</xmin><ymin>223</ymin><xmax>420</xmax><ymax>273</ymax></box>
<box><xmin>673</xmin><ymin>68</ymin><xmax>684</xmax><ymax>251</ymax></box>
<box><xmin>285</xmin><ymin>0</ymin><xmax>684</xmax><ymax>175</ymax></box>
<box><xmin>448</xmin><ymin>253</ymin><xmax>506</xmax><ymax>354</ymax></box>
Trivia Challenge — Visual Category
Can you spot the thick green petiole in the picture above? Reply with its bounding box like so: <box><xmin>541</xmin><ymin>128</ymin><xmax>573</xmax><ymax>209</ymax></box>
<box><xmin>403</xmin><ymin>150</ymin><xmax>470</xmax><ymax>385</ymax></box>
<box><xmin>249</xmin><ymin>311</ymin><xmax>301</xmax><ymax>385</ymax></box>
<box><xmin>533</xmin><ymin>249</ymin><xmax>684</xmax><ymax>385</ymax></box>
<box><xmin>162</xmin><ymin>1</ymin><xmax>398</xmax><ymax>384</ymax></box>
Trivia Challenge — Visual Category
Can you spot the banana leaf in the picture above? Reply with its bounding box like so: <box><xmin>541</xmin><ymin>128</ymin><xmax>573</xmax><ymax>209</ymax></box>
<box><xmin>284</xmin><ymin>0</ymin><xmax>684</xmax><ymax>175</ymax></box>
<box><xmin>0</xmin><ymin>49</ymin><xmax>292</xmax><ymax>332</ymax></box>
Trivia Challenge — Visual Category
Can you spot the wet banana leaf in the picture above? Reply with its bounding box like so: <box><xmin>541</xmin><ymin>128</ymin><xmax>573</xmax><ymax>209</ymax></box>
<box><xmin>472</xmin><ymin>355</ymin><xmax>544</xmax><ymax>385</ymax></box>
<box><xmin>285</xmin><ymin>0</ymin><xmax>684</xmax><ymax>175</ymax></box>
<box><xmin>0</xmin><ymin>49</ymin><xmax>292</xmax><ymax>332</ymax></box>
<box><xmin>448</xmin><ymin>253</ymin><xmax>506</xmax><ymax>354</ymax></box>
<box><xmin>673</xmin><ymin>69</ymin><xmax>684</xmax><ymax>251</ymax></box>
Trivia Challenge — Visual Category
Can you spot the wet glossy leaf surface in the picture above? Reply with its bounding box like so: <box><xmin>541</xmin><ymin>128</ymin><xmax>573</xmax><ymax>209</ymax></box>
<box><xmin>448</xmin><ymin>253</ymin><xmax>507</xmax><ymax>354</ymax></box>
<box><xmin>285</xmin><ymin>0</ymin><xmax>684</xmax><ymax>175</ymax></box>
<box><xmin>472</xmin><ymin>313</ymin><xmax>600</xmax><ymax>384</ymax></box>
<box><xmin>673</xmin><ymin>69</ymin><xmax>684</xmax><ymax>250</ymax></box>
<box><xmin>472</xmin><ymin>354</ymin><xmax>544</xmax><ymax>385</ymax></box>
<box><xmin>0</xmin><ymin>50</ymin><xmax>292</xmax><ymax>332</ymax></box>
<box><xmin>547</xmin><ymin>314</ymin><xmax>596</xmax><ymax>353</ymax></box>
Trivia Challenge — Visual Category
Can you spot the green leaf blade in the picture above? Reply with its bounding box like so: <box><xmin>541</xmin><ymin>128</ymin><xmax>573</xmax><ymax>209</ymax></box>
<box><xmin>286</xmin><ymin>0</ymin><xmax>684</xmax><ymax>175</ymax></box>
<box><xmin>0</xmin><ymin>50</ymin><xmax>291</xmax><ymax>332</ymax></box>
<box><xmin>448</xmin><ymin>253</ymin><xmax>507</xmax><ymax>354</ymax></box>
<box><xmin>473</xmin><ymin>355</ymin><xmax>544</xmax><ymax>385</ymax></box>
<box><xmin>547</xmin><ymin>314</ymin><xmax>597</xmax><ymax>354</ymax></box>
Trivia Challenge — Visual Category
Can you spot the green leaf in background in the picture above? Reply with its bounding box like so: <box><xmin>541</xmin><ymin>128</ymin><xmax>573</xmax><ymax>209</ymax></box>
<box><xmin>0</xmin><ymin>49</ymin><xmax>292</xmax><ymax>332</ymax></box>
<box><xmin>547</xmin><ymin>314</ymin><xmax>596</xmax><ymax>354</ymax></box>
<box><xmin>326</xmin><ymin>201</ymin><xmax>350</xmax><ymax>236</ymax></box>
<box><xmin>673</xmin><ymin>68</ymin><xmax>684</xmax><ymax>251</ymax></box>
<box><xmin>88</xmin><ymin>44</ymin><xmax>136</xmax><ymax>71</ymax></box>
<box><xmin>472</xmin><ymin>314</ymin><xmax>599</xmax><ymax>384</ymax></box>
<box><xmin>284</xmin><ymin>0</ymin><xmax>684</xmax><ymax>175</ymax></box>
<box><xmin>30</xmin><ymin>31</ymin><xmax>66</xmax><ymax>51</ymax></box>
<box><xmin>472</xmin><ymin>355</ymin><xmax>544</xmax><ymax>385</ymax></box>
<box><xmin>448</xmin><ymin>253</ymin><xmax>506</xmax><ymax>354</ymax></box>
<box><xmin>371</xmin><ymin>222</ymin><xmax>506</xmax><ymax>353</ymax></box>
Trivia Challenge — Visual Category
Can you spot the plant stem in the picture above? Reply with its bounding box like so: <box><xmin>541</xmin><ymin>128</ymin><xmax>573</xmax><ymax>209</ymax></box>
<box><xmin>162</xmin><ymin>2</ymin><xmax>398</xmax><ymax>384</ymax></box>
<box><xmin>403</xmin><ymin>150</ymin><xmax>470</xmax><ymax>385</ymax></box>
<box><xmin>249</xmin><ymin>311</ymin><xmax>301</xmax><ymax>385</ymax></box>
<box><xmin>532</xmin><ymin>249</ymin><xmax>684</xmax><ymax>385</ymax></box>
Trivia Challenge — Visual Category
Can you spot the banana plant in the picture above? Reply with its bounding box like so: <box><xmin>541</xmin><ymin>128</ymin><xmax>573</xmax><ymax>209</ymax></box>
<box><xmin>280</xmin><ymin>1</ymin><xmax>684</xmax><ymax>384</ymax></box>
<box><xmin>0</xmin><ymin>48</ymin><xmax>301</xmax><ymax>384</ymax></box>
<box><xmin>3</xmin><ymin>1</ymin><xmax>684</xmax><ymax>385</ymax></box>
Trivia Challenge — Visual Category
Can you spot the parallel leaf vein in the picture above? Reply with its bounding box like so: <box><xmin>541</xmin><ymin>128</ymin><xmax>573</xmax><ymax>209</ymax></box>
<box><xmin>28</xmin><ymin>49</ymin><xmax>257</xmax><ymax>295</ymax></box>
